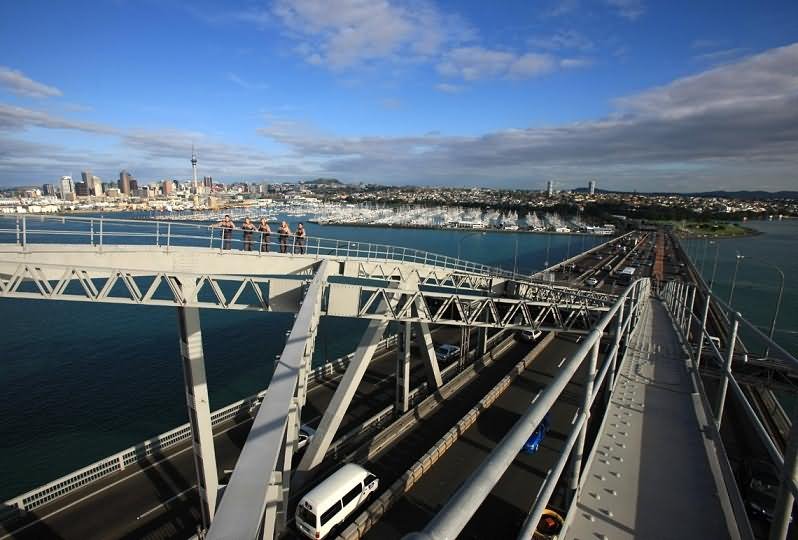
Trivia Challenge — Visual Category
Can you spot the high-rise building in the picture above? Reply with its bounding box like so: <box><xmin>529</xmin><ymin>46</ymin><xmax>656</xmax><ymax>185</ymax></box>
<box><xmin>75</xmin><ymin>182</ymin><xmax>89</xmax><ymax>196</ymax></box>
<box><xmin>546</xmin><ymin>180</ymin><xmax>554</xmax><ymax>197</ymax></box>
<box><xmin>162</xmin><ymin>179</ymin><xmax>174</xmax><ymax>195</ymax></box>
<box><xmin>42</xmin><ymin>183</ymin><xmax>56</xmax><ymax>196</ymax></box>
<box><xmin>588</xmin><ymin>180</ymin><xmax>596</xmax><ymax>195</ymax></box>
<box><xmin>118</xmin><ymin>170</ymin><xmax>131</xmax><ymax>194</ymax></box>
<box><xmin>60</xmin><ymin>175</ymin><xmax>74</xmax><ymax>196</ymax></box>
<box><xmin>91</xmin><ymin>175</ymin><xmax>103</xmax><ymax>196</ymax></box>
<box><xmin>203</xmin><ymin>176</ymin><xmax>213</xmax><ymax>189</ymax></box>
<box><xmin>129</xmin><ymin>179</ymin><xmax>138</xmax><ymax>192</ymax></box>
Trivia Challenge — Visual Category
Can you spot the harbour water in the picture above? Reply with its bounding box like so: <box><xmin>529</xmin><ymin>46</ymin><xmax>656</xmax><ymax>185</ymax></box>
<box><xmin>0</xmin><ymin>217</ymin><xmax>794</xmax><ymax>501</ymax></box>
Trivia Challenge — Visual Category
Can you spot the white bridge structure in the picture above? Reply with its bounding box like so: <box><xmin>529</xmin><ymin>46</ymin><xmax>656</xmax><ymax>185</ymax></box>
<box><xmin>1</xmin><ymin>215</ymin><xmax>795</xmax><ymax>540</ymax></box>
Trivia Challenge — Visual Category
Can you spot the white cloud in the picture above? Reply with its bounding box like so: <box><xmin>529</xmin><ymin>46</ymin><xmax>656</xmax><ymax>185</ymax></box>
<box><xmin>605</xmin><ymin>0</ymin><xmax>645</xmax><ymax>20</ymax></box>
<box><xmin>254</xmin><ymin>43</ymin><xmax>798</xmax><ymax>190</ymax></box>
<box><xmin>0</xmin><ymin>66</ymin><xmax>62</xmax><ymax>99</ymax></box>
<box><xmin>560</xmin><ymin>58</ymin><xmax>592</xmax><ymax>68</ymax></box>
<box><xmin>227</xmin><ymin>72</ymin><xmax>269</xmax><ymax>90</ymax></box>
<box><xmin>272</xmin><ymin>0</ymin><xmax>470</xmax><ymax>69</ymax></box>
<box><xmin>438</xmin><ymin>47</ymin><xmax>557</xmax><ymax>81</ymax></box>
<box><xmin>529</xmin><ymin>30</ymin><xmax>594</xmax><ymax>52</ymax></box>
<box><xmin>434</xmin><ymin>83</ymin><xmax>463</xmax><ymax>94</ymax></box>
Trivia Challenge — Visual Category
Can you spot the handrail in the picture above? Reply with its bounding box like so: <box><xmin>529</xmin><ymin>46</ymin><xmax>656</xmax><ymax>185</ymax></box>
<box><xmin>661</xmin><ymin>277</ymin><xmax>798</xmax><ymax>540</ymax></box>
<box><xmin>0</xmin><ymin>214</ymin><xmax>522</xmax><ymax>280</ymax></box>
<box><xmin>419</xmin><ymin>277</ymin><xmax>650</xmax><ymax>540</ymax></box>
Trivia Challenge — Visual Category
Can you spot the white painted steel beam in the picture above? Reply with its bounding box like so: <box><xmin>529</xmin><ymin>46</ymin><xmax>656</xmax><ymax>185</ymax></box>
<box><xmin>396</xmin><ymin>322</ymin><xmax>412</xmax><ymax>414</ymax></box>
<box><xmin>416</xmin><ymin>319</ymin><xmax>443</xmax><ymax>389</ymax></box>
<box><xmin>207</xmin><ymin>260</ymin><xmax>330</xmax><ymax>540</ymax></box>
<box><xmin>176</xmin><ymin>284</ymin><xmax>219</xmax><ymax>529</ymax></box>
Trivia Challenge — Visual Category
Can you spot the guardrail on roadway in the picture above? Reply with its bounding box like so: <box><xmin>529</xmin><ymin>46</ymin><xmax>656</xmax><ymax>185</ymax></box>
<box><xmin>1</xmin><ymin>334</ymin><xmax>399</xmax><ymax>519</ymax></box>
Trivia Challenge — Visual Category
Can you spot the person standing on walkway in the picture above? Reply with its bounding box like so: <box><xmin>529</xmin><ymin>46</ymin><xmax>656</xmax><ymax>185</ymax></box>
<box><xmin>212</xmin><ymin>215</ymin><xmax>235</xmax><ymax>250</ymax></box>
<box><xmin>241</xmin><ymin>217</ymin><xmax>256</xmax><ymax>251</ymax></box>
<box><xmin>258</xmin><ymin>218</ymin><xmax>271</xmax><ymax>252</ymax></box>
<box><xmin>278</xmin><ymin>221</ymin><xmax>291</xmax><ymax>253</ymax></box>
<box><xmin>294</xmin><ymin>222</ymin><xmax>307</xmax><ymax>254</ymax></box>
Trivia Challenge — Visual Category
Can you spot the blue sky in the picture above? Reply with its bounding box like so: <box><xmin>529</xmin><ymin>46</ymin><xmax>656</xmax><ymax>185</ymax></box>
<box><xmin>1</xmin><ymin>0</ymin><xmax>797</xmax><ymax>191</ymax></box>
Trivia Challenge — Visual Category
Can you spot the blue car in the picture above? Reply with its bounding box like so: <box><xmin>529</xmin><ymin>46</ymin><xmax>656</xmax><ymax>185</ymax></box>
<box><xmin>522</xmin><ymin>415</ymin><xmax>550</xmax><ymax>454</ymax></box>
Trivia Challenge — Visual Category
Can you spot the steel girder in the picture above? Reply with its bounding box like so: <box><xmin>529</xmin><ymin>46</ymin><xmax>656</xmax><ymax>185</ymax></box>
<box><xmin>325</xmin><ymin>283</ymin><xmax>610</xmax><ymax>333</ymax></box>
<box><xmin>0</xmin><ymin>261</ymin><xmax>308</xmax><ymax>312</ymax></box>
<box><xmin>0</xmin><ymin>260</ymin><xmax>612</xmax><ymax>333</ymax></box>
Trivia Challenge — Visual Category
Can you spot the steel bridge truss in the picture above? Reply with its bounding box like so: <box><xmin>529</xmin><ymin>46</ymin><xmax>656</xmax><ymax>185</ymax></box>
<box><xmin>328</xmin><ymin>283</ymin><xmax>610</xmax><ymax>333</ymax></box>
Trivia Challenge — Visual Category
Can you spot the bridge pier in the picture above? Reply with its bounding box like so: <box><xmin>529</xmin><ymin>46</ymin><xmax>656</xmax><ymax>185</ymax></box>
<box><xmin>176</xmin><ymin>298</ymin><xmax>219</xmax><ymax>531</ymax></box>
<box><xmin>396</xmin><ymin>322</ymin><xmax>412</xmax><ymax>414</ymax></box>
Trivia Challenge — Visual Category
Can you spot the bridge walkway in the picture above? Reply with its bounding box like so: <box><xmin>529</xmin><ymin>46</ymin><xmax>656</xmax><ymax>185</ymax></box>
<box><xmin>566</xmin><ymin>297</ymin><xmax>729</xmax><ymax>540</ymax></box>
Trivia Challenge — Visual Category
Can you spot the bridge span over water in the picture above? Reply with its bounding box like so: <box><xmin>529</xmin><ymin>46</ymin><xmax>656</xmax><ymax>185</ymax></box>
<box><xmin>0</xmin><ymin>216</ymin><xmax>796</xmax><ymax>540</ymax></box>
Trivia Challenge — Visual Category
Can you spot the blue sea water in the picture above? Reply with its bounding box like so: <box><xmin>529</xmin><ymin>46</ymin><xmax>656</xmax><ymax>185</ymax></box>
<box><xmin>0</xmin><ymin>217</ymin><xmax>603</xmax><ymax>500</ymax></box>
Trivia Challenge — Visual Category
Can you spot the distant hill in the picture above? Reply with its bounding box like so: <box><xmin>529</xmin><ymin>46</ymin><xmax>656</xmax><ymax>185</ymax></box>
<box><xmin>571</xmin><ymin>188</ymin><xmax>798</xmax><ymax>200</ymax></box>
<box><xmin>303</xmin><ymin>178</ymin><xmax>343</xmax><ymax>185</ymax></box>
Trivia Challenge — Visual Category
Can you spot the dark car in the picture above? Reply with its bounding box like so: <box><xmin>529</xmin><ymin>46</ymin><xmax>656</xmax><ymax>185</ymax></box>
<box><xmin>738</xmin><ymin>458</ymin><xmax>783</xmax><ymax>522</ymax></box>
<box><xmin>522</xmin><ymin>415</ymin><xmax>550</xmax><ymax>454</ymax></box>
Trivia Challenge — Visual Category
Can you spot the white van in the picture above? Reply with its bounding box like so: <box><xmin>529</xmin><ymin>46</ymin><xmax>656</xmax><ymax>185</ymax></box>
<box><xmin>295</xmin><ymin>463</ymin><xmax>379</xmax><ymax>539</ymax></box>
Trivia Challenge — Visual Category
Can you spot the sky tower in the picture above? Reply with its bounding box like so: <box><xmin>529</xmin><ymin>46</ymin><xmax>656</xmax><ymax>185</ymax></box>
<box><xmin>191</xmin><ymin>145</ymin><xmax>198</xmax><ymax>192</ymax></box>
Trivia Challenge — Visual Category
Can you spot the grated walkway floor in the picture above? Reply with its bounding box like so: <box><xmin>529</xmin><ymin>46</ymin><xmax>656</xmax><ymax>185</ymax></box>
<box><xmin>566</xmin><ymin>297</ymin><xmax>730</xmax><ymax>540</ymax></box>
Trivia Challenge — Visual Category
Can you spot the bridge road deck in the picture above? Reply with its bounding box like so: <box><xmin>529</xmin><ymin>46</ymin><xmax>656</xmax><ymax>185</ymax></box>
<box><xmin>362</xmin><ymin>336</ymin><xmax>587</xmax><ymax>539</ymax></box>
<box><xmin>0</xmin><ymin>326</ymin><xmax>463</xmax><ymax>540</ymax></box>
<box><xmin>566</xmin><ymin>297</ymin><xmax>729</xmax><ymax>540</ymax></box>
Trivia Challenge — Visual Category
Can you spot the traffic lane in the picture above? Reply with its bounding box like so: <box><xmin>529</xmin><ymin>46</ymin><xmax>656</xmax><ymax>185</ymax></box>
<box><xmin>363</xmin><ymin>337</ymin><xmax>586</xmax><ymax>540</ymax></box>
<box><xmin>0</xmin><ymin>411</ymin><xmax>259</xmax><ymax>540</ymax></box>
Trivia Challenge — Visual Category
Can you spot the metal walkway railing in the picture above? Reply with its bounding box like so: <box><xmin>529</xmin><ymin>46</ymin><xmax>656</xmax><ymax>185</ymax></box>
<box><xmin>661</xmin><ymin>278</ymin><xmax>798</xmax><ymax>540</ymax></box>
<box><xmin>0</xmin><ymin>215</ymin><xmax>518</xmax><ymax>279</ymax></box>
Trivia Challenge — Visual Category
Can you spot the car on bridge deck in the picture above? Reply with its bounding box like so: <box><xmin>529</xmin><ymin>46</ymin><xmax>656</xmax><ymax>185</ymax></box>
<box><xmin>585</xmin><ymin>277</ymin><xmax>599</xmax><ymax>287</ymax></box>
<box><xmin>435</xmin><ymin>344</ymin><xmax>461</xmax><ymax>364</ymax></box>
<box><xmin>297</xmin><ymin>424</ymin><xmax>316</xmax><ymax>451</ymax></box>
<box><xmin>522</xmin><ymin>414</ymin><xmax>550</xmax><ymax>454</ymax></box>
<box><xmin>296</xmin><ymin>463</ymin><xmax>379</xmax><ymax>539</ymax></box>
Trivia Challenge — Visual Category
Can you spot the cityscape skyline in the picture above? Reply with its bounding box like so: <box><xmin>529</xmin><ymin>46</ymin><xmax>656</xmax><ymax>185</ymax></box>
<box><xmin>1</xmin><ymin>1</ymin><xmax>797</xmax><ymax>191</ymax></box>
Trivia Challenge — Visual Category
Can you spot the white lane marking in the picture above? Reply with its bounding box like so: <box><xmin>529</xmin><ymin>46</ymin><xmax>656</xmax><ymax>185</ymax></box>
<box><xmin>136</xmin><ymin>486</ymin><xmax>196</xmax><ymax>520</ymax></box>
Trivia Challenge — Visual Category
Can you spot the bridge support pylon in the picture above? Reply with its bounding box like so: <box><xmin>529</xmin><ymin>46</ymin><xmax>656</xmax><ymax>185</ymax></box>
<box><xmin>176</xmin><ymin>287</ymin><xmax>219</xmax><ymax>530</ymax></box>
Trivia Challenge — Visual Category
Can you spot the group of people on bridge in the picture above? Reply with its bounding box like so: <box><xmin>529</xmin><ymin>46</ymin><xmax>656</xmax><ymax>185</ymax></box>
<box><xmin>212</xmin><ymin>215</ymin><xmax>306</xmax><ymax>254</ymax></box>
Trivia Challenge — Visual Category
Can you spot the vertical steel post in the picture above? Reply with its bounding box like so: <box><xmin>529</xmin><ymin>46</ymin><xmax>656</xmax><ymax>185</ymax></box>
<box><xmin>684</xmin><ymin>286</ymin><xmax>696</xmax><ymax>341</ymax></box>
<box><xmin>607</xmin><ymin>300</ymin><xmax>625</xmax><ymax>403</ymax></box>
<box><xmin>176</xmin><ymin>299</ymin><xmax>219</xmax><ymax>530</ymax></box>
<box><xmin>715</xmin><ymin>313</ymin><xmax>739</xmax><ymax>429</ymax></box>
<box><xmin>99</xmin><ymin>217</ymin><xmax>103</xmax><ymax>250</ymax></box>
<box><xmin>90</xmin><ymin>218</ymin><xmax>95</xmax><ymax>246</ymax></box>
<box><xmin>15</xmin><ymin>216</ymin><xmax>20</xmax><ymax>245</ymax></box>
<box><xmin>166</xmin><ymin>223</ymin><xmax>171</xmax><ymax>252</ymax></box>
<box><xmin>395</xmin><ymin>322</ymin><xmax>412</xmax><ymax>414</ymax></box>
<box><xmin>695</xmin><ymin>293</ymin><xmax>711</xmax><ymax>369</ymax></box>
<box><xmin>21</xmin><ymin>216</ymin><xmax>26</xmax><ymax>248</ymax></box>
<box><xmin>770</xmin><ymin>404</ymin><xmax>798</xmax><ymax>540</ymax></box>
<box><xmin>569</xmin><ymin>339</ymin><xmax>599</xmax><ymax>493</ymax></box>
